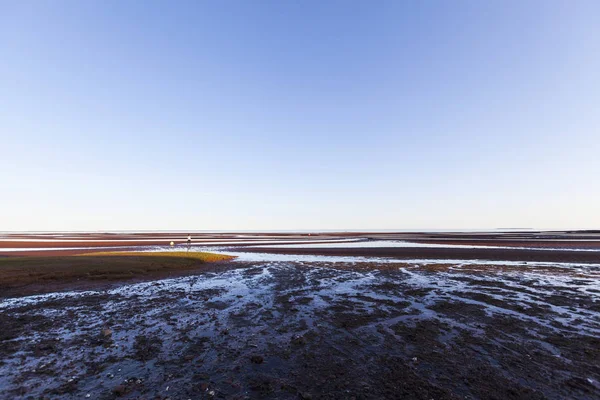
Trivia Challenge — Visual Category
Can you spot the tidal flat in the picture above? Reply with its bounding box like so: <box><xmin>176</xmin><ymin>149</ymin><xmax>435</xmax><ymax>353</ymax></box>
<box><xmin>1</xmin><ymin>231</ymin><xmax>599</xmax><ymax>399</ymax></box>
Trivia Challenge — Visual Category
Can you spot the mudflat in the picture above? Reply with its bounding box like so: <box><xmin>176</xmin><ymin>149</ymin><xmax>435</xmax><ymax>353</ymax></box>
<box><xmin>0</xmin><ymin>231</ymin><xmax>599</xmax><ymax>399</ymax></box>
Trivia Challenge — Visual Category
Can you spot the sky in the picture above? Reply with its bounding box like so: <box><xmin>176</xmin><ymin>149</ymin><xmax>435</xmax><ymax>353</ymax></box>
<box><xmin>1</xmin><ymin>1</ymin><xmax>599</xmax><ymax>231</ymax></box>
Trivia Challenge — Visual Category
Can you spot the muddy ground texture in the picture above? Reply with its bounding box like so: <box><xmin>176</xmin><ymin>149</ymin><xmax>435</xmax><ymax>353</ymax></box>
<box><xmin>1</xmin><ymin>259</ymin><xmax>599</xmax><ymax>400</ymax></box>
<box><xmin>0</xmin><ymin>253</ymin><xmax>235</xmax><ymax>298</ymax></box>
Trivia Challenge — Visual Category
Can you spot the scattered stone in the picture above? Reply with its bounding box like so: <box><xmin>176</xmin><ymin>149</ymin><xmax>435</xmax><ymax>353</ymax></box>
<box><xmin>250</xmin><ymin>355</ymin><xmax>264</xmax><ymax>364</ymax></box>
<box><xmin>112</xmin><ymin>385</ymin><xmax>128</xmax><ymax>396</ymax></box>
<box><xmin>291</xmin><ymin>335</ymin><xmax>307</xmax><ymax>346</ymax></box>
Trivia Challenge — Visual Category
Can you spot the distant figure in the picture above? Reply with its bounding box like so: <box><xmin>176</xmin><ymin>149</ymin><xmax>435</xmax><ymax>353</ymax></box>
<box><xmin>187</xmin><ymin>234</ymin><xmax>192</xmax><ymax>252</ymax></box>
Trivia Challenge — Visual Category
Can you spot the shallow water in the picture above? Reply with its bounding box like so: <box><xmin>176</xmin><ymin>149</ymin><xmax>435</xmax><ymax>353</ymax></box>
<box><xmin>252</xmin><ymin>239</ymin><xmax>600</xmax><ymax>252</ymax></box>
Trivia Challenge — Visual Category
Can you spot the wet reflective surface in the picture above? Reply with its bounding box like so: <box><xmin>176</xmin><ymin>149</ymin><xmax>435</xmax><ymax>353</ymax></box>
<box><xmin>1</xmin><ymin>255</ymin><xmax>599</xmax><ymax>399</ymax></box>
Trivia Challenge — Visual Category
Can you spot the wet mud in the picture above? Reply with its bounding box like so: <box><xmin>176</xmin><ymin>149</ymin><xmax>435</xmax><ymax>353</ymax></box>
<box><xmin>1</xmin><ymin>259</ymin><xmax>599</xmax><ymax>399</ymax></box>
<box><xmin>233</xmin><ymin>246</ymin><xmax>600</xmax><ymax>264</ymax></box>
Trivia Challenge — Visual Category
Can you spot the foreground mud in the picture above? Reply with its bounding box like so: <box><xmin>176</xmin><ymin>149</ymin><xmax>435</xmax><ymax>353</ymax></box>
<box><xmin>1</xmin><ymin>260</ymin><xmax>599</xmax><ymax>399</ymax></box>
<box><xmin>0</xmin><ymin>253</ymin><xmax>235</xmax><ymax>298</ymax></box>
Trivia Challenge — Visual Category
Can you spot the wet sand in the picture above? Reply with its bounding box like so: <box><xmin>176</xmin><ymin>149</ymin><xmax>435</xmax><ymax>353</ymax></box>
<box><xmin>0</xmin><ymin>231</ymin><xmax>599</xmax><ymax>399</ymax></box>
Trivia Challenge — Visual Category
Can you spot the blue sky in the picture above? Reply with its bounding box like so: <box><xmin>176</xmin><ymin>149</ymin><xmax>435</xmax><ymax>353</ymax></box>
<box><xmin>1</xmin><ymin>1</ymin><xmax>599</xmax><ymax>231</ymax></box>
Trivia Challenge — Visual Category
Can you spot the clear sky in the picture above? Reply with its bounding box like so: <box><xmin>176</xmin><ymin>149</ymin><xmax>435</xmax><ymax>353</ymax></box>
<box><xmin>1</xmin><ymin>1</ymin><xmax>599</xmax><ymax>231</ymax></box>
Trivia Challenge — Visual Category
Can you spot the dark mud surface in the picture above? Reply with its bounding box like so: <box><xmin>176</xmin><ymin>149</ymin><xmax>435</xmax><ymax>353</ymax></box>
<box><xmin>1</xmin><ymin>259</ymin><xmax>599</xmax><ymax>400</ymax></box>
<box><xmin>0</xmin><ymin>255</ymin><xmax>237</xmax><ymax>298</ymax></box>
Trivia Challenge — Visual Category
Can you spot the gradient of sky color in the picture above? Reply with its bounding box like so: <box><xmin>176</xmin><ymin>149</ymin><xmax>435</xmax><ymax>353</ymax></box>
<box><xmin>1</xmin><ymin>1</ymin><xmax>599</xmax><ymax>231</ymax></box>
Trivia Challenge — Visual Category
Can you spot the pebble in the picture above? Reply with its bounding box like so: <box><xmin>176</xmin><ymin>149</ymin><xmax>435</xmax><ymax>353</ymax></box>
<box><xmin>291</xmin><ymin>335</ymin><xmax>307</xmax><ymax>345</ymax></box>
<box><xmin>112</xmin><ymin>385</ymin><xmax>127</xmax><ymax>396</ymax></box>
<box><xmin>250</xmin><ymin>355</ymin><xmax>264</xmax><ymax>364</ymax></box>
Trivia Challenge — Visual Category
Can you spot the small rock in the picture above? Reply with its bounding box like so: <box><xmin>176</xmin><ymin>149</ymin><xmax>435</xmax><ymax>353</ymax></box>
<box><xmin>112</xmin><ymin>385</ymin><xmax>127</xmax><ymax>396</ymax></box>
<box><xmin>412</xmin><ymin>357</ymin><xmax>418</xmax><ymax>362</ymax></box>
<box><xmin>250</xmin><ymin>355</ymin><xmax>264</xmax><ymax>364</ymax></box>
<box><xmin>299</xmin><ymin>392</ymin><xmax>313</xmax><ymax>399</ymax></box>
<box><xmin>291</xmin><ymin>335</ymin><xmax>307</xmax><ymax>345</ymax></box>
<box><xmin>102</xmin><ymin>328</ymin><xmax>112</xmax><ymax>337</ymax></box>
